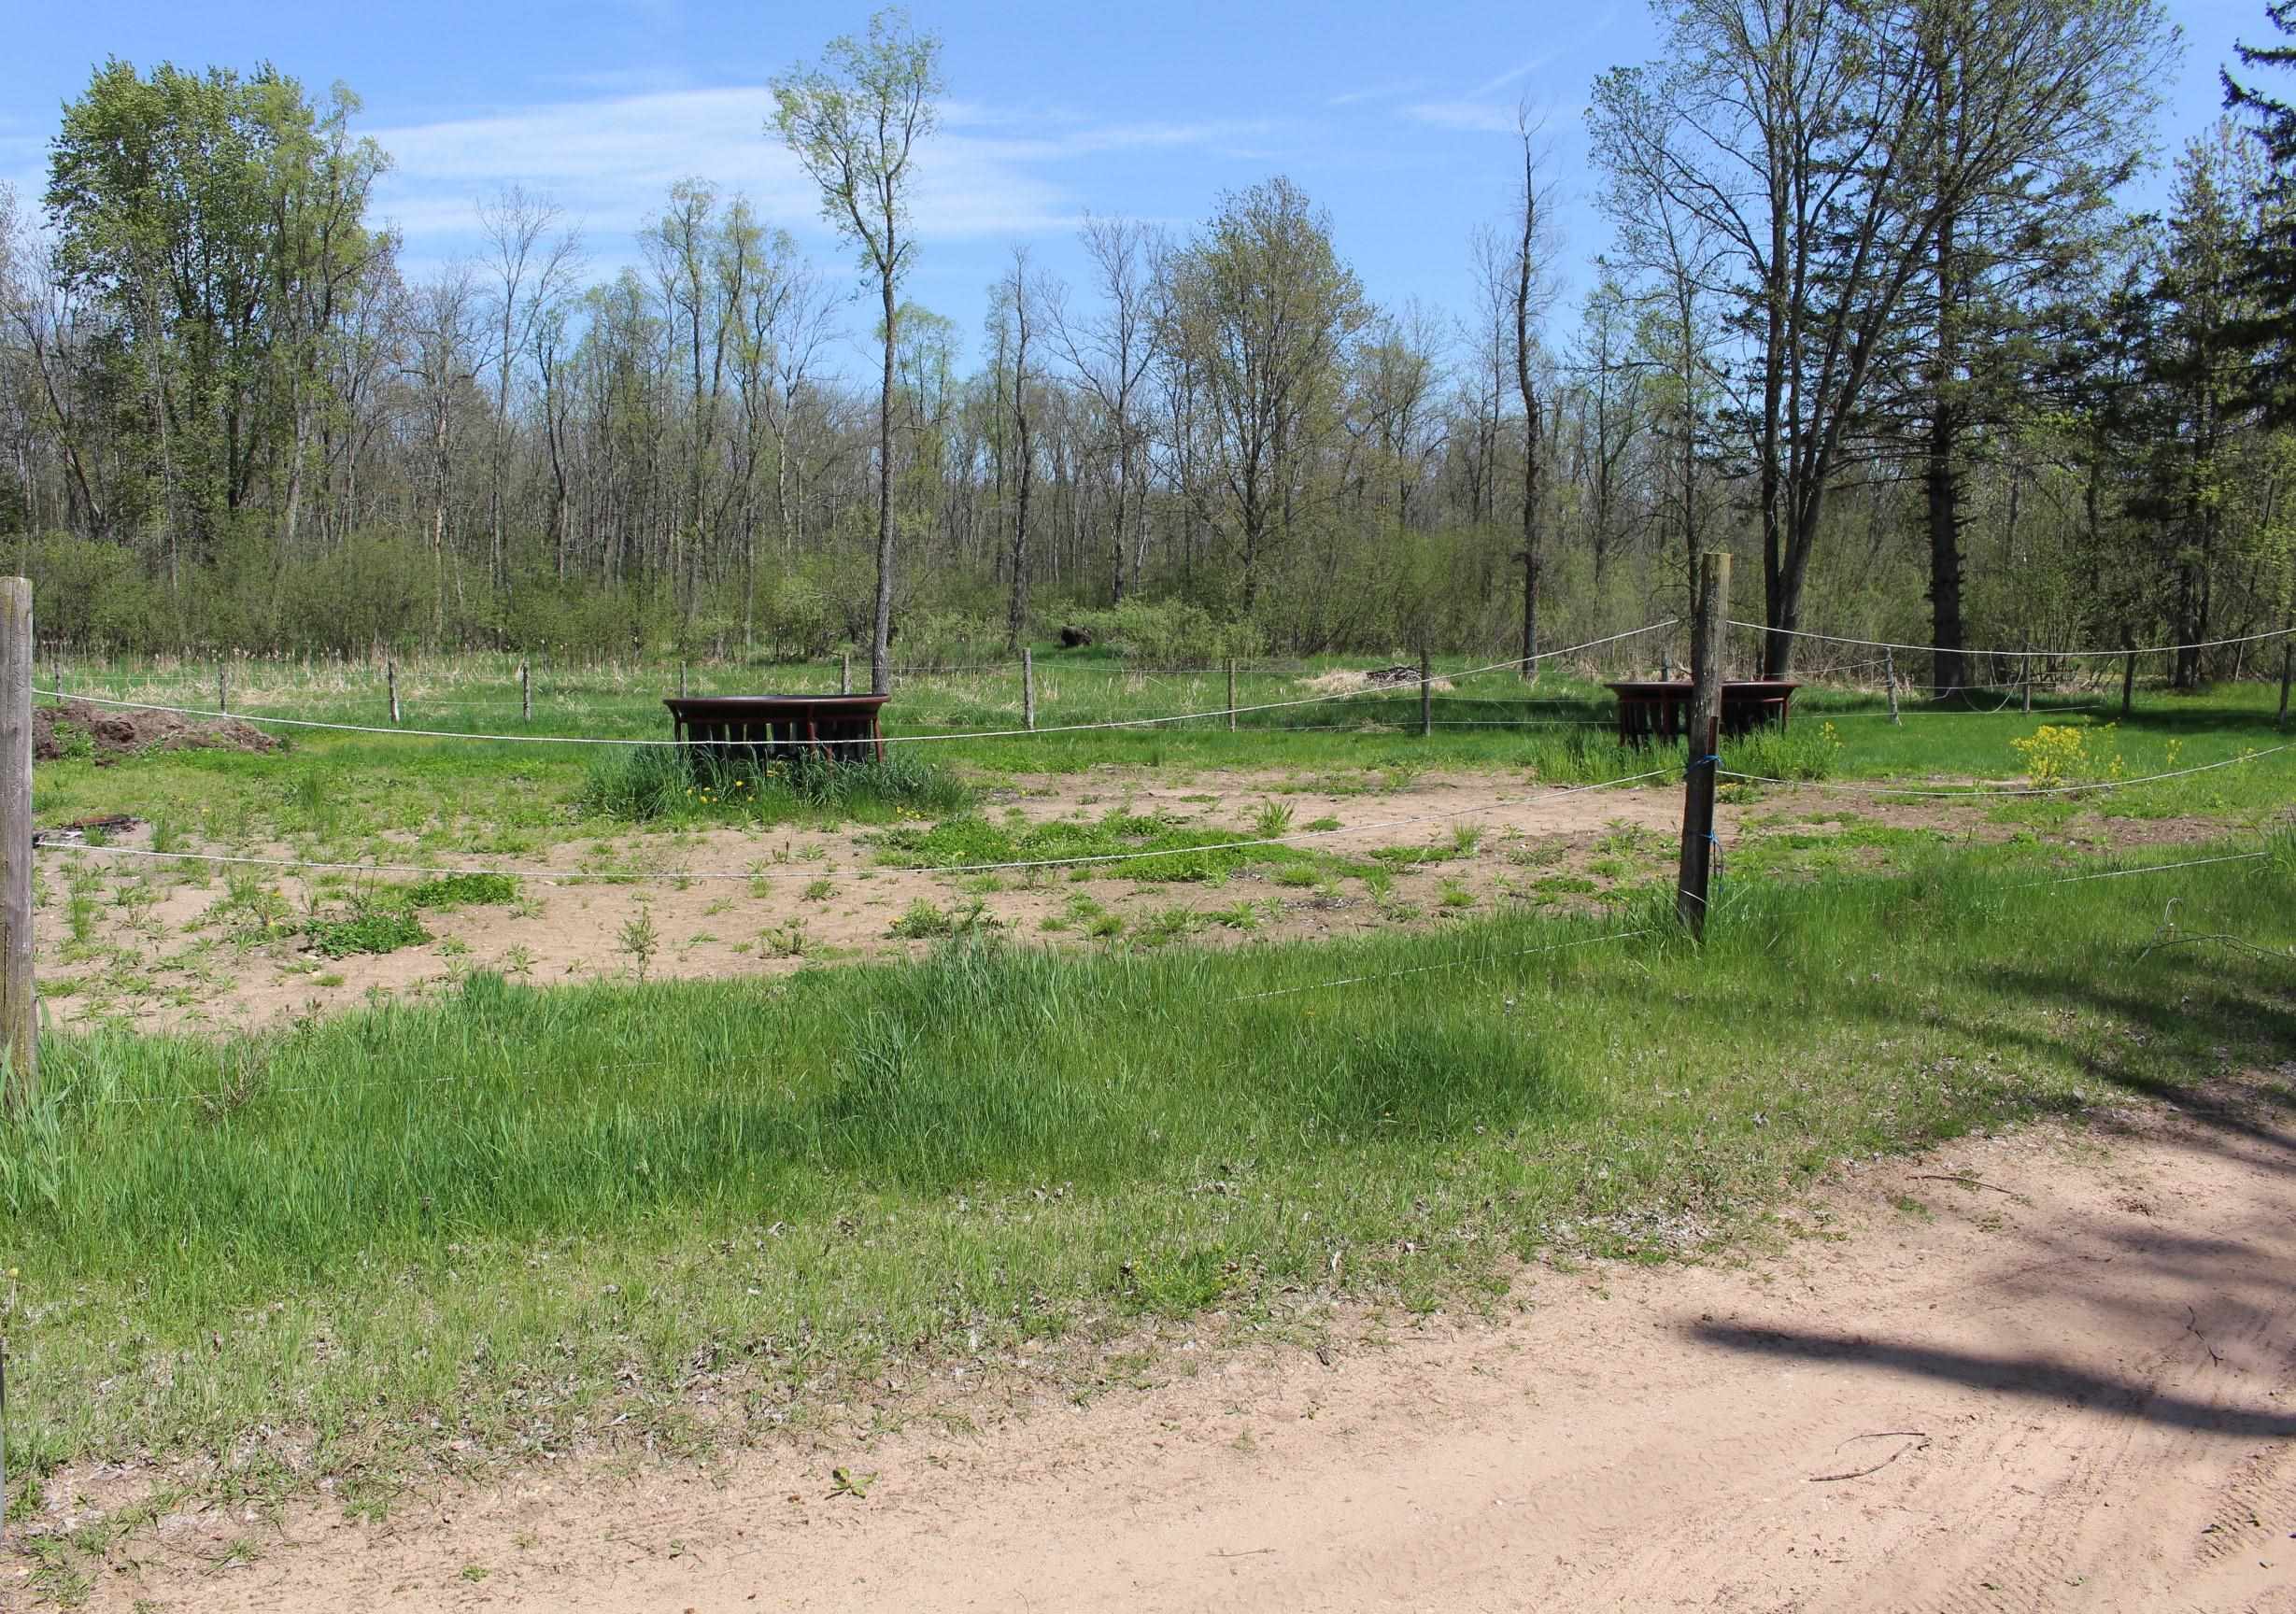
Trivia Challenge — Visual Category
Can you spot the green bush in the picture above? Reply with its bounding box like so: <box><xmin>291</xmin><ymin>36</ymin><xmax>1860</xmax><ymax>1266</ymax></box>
<box><xmin>303</xmin><ymin>905</ymin><xmax>430</xmax><ymax>958</ymax></box>
<box><xmin>404</xmin><ymin>873</ymin><xmax>519</xmax><ymax>909</ymax></box>
<box><xmin>1064</xmin><ymin>602</ymin><xmax>1265</xmax><ymax>669</ymax></box>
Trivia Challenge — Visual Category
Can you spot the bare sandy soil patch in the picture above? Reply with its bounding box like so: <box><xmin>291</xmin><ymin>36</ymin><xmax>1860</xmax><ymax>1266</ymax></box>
<box><xmin>45</xmin><ymin>1073</ymin><xmax>2295</xmax><ymax>1612</ymax></box>
<box><xmin>37</xmin><ymin>768</ymin><xmax>2239</xmax><ymax>1031</ymax></box>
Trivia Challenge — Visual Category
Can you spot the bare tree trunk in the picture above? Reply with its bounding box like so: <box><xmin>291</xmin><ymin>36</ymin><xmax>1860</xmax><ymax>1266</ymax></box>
<box><xmin>872</xmin><ymin>269</ymin><xmax>897</xmax><ymax>694</ymax></box>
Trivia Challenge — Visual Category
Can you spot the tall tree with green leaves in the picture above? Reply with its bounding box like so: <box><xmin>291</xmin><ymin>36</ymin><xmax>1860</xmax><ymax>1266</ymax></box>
<box><xmin>2133</xmin><ymin>127</ymin><xmax>2268</xmax><ymax>687</ymax></box>
<box><xmin>1907</xmin><ymin>0</ymin><xmax>2169</xmax><ymax>693</ymax></box>
<box><xmin>46</xmin><ymin>61</ymin><xmax>388</xmax><ymax>578</ymax></box>
<box><xmin>1159</xmin><ymin>177</ymin><xmax>1367</xmax><ymax>617</ymax></box>
<box><xmin>772</xmin><ymin>8</ymin><xmax>942</xmax><ymax>694</ymax></box>
<box><xmin>2226</xmin><ymin>2</ymin><xmax>2296</xmax><ymax>427</ymax></box>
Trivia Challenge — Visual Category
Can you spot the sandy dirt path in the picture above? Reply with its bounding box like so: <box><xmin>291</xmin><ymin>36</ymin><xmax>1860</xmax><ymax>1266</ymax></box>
<box><xmin>70</xmin><ymin>1083</ymin><xmax>2296</xmax><ymax>1614</ymax></box>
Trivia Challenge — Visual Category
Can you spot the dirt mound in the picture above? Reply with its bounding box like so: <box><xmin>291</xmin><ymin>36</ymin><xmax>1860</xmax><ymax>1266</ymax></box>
<box><xmin>35</xmin><ymin>699</ymin><xmax>281</xmax><ymax>764</ymax></box>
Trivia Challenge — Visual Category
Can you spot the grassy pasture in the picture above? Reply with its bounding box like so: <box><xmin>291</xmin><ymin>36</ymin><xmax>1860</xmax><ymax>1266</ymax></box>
<box><xmin>6</xmin><ymin>647</ymin><xmax>2295</xmax><ymax>1560</ymax></box>
<box><xmin>6</xmin><ymin>837</ymin><xmax>2295</xmax><ymax>1514</ymax></box>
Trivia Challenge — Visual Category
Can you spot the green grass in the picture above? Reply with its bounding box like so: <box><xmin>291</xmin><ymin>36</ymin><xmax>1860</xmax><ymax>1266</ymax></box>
<box><xmin>301</xmin><ymin>906</ymin><xmax>430</xmax><ymax>958</ymax></box>
<box><xmin>29</xmin><ymin>658</ymin><xmax>2296</xmax><ymax>875</ymax></box>
<box><xmin>4</xmin><ymin>835</ymin><xmax>2292</xmax><ymax>1510</ymax></box>
<box><xmin>867</xmin><ymin>807</ymin><xmax>1365</xmax><ymax>884</ymax></box>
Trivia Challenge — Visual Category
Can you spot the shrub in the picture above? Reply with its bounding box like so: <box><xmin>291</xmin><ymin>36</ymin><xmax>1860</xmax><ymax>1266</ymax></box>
<box><xmin>1064</xmin><ymin>601</ymin><xmax>1264</xmax><ymax>668</ymax></box>
<box><xmin>404</xmin><ymin>873</ymin><xmax>519</xmax><ymax>909</ymax></box>
<box><xmin>304</xmin><ymin>905</ymin><xmax>430</xmax><ymax>958</ymax></box>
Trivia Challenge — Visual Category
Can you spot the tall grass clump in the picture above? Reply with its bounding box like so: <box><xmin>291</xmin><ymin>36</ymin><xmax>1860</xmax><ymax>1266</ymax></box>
<box><xmin>581</xmin><ymin>744</ymin><xmax>971</xmax><ymax>827</ymax></box>
<box><xmin>1520</xmin><ymin>717</ymin><xmax>1841</xmax><ymax>786</ymax></box>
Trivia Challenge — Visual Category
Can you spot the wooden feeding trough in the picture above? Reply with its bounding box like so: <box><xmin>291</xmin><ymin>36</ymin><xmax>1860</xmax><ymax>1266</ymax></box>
<box><xmin>1604</xmin><ymin>679</ymin><xmax>1800</xmax><ymax>745</ymax></box>
<box><xmin>663</xmin><ymin>694</ymin><xmax>890</xmax><ymax>764</ymax></box>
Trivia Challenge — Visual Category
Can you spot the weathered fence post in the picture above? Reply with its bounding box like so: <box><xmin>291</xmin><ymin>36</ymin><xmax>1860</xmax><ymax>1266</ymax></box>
<box><xmin>1022</xmin><ymin>647</ymin><xmax>1037</xmax><ymax>732</ymax></box>
<box><xmin>2278</xmin><ymin>638</ymin><xmax>2292</xmax><ymax>729</ymax></box>
<box><xmin>1420</xmin><ymin>644</ymin><xmax>1434</xmax><ymax>739</ymax></box>
<box><xmin>1226</xmin><ymin>658</ymin><xmax>1238</xmax><ymax>733</ymax></box>
<box><xmin>679</xmin><ymin>659</ymin><xmax>688</xmax><ymax>700</ymax></box>
<box><xmin>841</xmin><ymin>648</ymin><xmax>852</xmax><ymax>696</ymax></box>
<box><xmin>520</xmin><ymin>660</ymin><xmax>532</xmax><ymax>722</ymax></box>
<box><xmin>1885</xmin><ymin>646</ymin><xmax>1901</xmax><ymax>727</ymax></box>
<box><xmin>388</xmin><ymin>658</ymin><xmax>401</xmax><ymax>727</ymax></box>
<box><xmin>1676</xmin><ymin>549</ymin><xmax>1730</xmax><ymax>940</ymax></box>
<box><xmin>1</xmin><ymin>578</ymin><xmax>37</xmax><ymax>1109</ymax></box>
<box><xmin>217</xmin><ymin>658</ymin><xmax>228</xmax><ymax>715</ymax></box>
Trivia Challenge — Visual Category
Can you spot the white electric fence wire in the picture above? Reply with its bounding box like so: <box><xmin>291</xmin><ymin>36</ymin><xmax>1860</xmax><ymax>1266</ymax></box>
<box><xmin>38</xmin><ymin>769</ymin><xmax>1675</xmax><ymax>885</ymax></box>
<box><xmin>1729</xmin><ymin>620</ymin><xmax>2296</xmax><ymax>659</ymax></box>
<box><xmin>2011</xmin><ymin>849</ymin><xmax>2277</xmax><ymax>888</ymax></box>
<box><xmin>33</xmin><ymin>622</ymin><xmax>1677</xmax><ymax>748</ymax></box>
<box><xmin>1722</xmin><ymin>743</ymin><xmax>2290</xmax><ymax>798</ymax></box>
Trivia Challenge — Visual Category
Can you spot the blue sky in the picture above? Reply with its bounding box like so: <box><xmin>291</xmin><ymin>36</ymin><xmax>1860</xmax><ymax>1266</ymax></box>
<box><xmin>1</xmin><ymin>1</ymin><xmax>2274</xmax><ymax>374</ymax></box>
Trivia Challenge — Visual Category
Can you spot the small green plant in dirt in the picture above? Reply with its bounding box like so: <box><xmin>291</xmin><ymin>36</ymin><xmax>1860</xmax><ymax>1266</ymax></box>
<box><xmin>304</xmin><ymin>905</ymin><xmax>431</xmax><ymax>959</ymax></box>
<box><xmin>761</xmin><ymin>921</ymin><xmax>812</xmax><ymax>958</ymax></box>
<box><xmin>1129</xmin><ymin>907</ymin><xmax>1206</xmax><ymax>947</ymax></box>
<box><xmin>404</xmin><ymin>872</ymin><xmax>519</xmax><ymax>909</ymax></box>
<box><xmin>1451</xmin><ymin>822</ymin><xmax>1485</xmax><ymax>857</ymax></box>
<box><xmin>618</xmin><ymin>909</ymin><xmax>661</xmax><ymax>978</ymax></box>
<box><xmin>1252</xmin><ymin>801</ymin><xmax>1296</xmax><ymax>838</ymax></box>
<box><xmin>49</xmin><ymin>720</ymin><xmax>97</xmax><ymax>763</ymax></box>
<box><xmin>803</xmin><ymin>877</ymin><xmax>834</xmax><ymax>902</ymax></box>
<box><xmin>1439</xmin><ymin>879</ymin><xmax>1477</xmax><ymax>909</ymax></box>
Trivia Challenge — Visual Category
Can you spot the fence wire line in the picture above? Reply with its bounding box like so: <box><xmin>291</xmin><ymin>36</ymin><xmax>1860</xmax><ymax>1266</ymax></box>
<box><xmin>1729</xmin><ymin>619</ymin><xmax>2296</xmax><ymax>660</ymax></box>
<box><xmin>1722</xmin><ymin>743</ymin><xmax>2291</xmax><ymax>799</ymax></box>
<box><xmin>30</xmin><ymin>621</ymin><xmax>1677</xmax><ymax>749</ymax></box>
<box><xmin>36</xmin><ymin>768</ymin><xmax>1675</xmax><ymax>885</ymax></box>
<box><xmin>2011</xmin><ymin>848</ymin><xmax>2276</xmax><ymax>889</ymax></box>
<box><xmin>1228</xmin><ymin>927</ymin><xmax>1656</xmax><ymax>1002</ymax></box>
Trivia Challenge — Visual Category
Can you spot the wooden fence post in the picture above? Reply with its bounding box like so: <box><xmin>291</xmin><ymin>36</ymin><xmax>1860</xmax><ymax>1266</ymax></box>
<box><xmin>1420</xmin><ymin>644</ymin><xmax>1434</xmax><ymax>739</ymax></box>
<box><xmin>1226</xmin><ymin>658</ymin><xmax>1238</xmax><ymax>733</ymax></box>
<box><xmin>1676</xmin><ymin>549</ymin><xmax>1730</xmax><ymax>940</ymax></box>
<box><xmin>1885</xmin><ymin>646</ymin><xmax>1901</xmax><ymax>727</ymax></box>
<box><xmin>217</xmin><ymin>658</ymin><xmax>228</xmax><ymax>715</ymax></box>
<box><xmin>1</xmin><ymin>578</ymin><xmax>36</xmax><ymax>1109</ymax></box>
<box><xmin>2278</xmin><ymin>639</ymin><xmax>2291</xmax><ymax>729</ymax></box>
<box><xmin>841</xmin><ymin>648</ymin><xmax>852</xmax><ymax>696</ymax></box>
<box><xmin>388</xmin><ymin>658</ymin><xmax>401</xmax><ymax>727</ymax></box>
<box><xmin>1022</xmin><ymin>647</ymin><xmax>1037</xmax><ymax>731</ymax></box>
<box><xmin>520</xmin><ymin>660</ymin><xmax>531</xmax><ymax>722</ymax></box>
<box><xmin>679</xmin><ymin>659</ymin><xmax>688</xmax><ymax>700</ymax></box>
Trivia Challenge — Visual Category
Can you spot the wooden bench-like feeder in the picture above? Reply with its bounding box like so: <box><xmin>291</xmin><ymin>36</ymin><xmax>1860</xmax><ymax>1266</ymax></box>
<box><xmin>1605</xmin><ymin>679</ymin><xmax>1800</xmax><ymax>744</ymax></box>
<box><xmin>663</xmin><ymin>694</ymin><xmax>890</xmax><ymax>765</ymax></box>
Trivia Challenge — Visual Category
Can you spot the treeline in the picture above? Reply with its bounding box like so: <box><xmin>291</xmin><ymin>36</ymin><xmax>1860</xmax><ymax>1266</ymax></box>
<box><xmin>1</xmin><ymin>3</ymin><xmax>2292</xmax><ymax>689</ymax></box>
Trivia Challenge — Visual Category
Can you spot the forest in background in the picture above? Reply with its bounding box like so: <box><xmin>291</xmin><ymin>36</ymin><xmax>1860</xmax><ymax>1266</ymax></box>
<box><xmin>1</xmin><ymin>0</ymin><xmax>2292</xmax><ymax>691</ymax></box>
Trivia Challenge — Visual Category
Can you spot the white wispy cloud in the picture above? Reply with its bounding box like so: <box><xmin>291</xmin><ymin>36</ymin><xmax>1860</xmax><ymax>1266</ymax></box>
<box><xmin>1325</xmin><ymin>77</ymin><xmax>1429</xmax><ymax>108</ymax></box>
<box><xmin>368</xmin><ymin>87</ymin><xmax>1269</xmax><ymax>273</ymax></box>
<box><xmin>1467</xmin><ymin>56</ymin><xmax>1556</xmax><ymax>100</ymax></box>
<box><xmin>1402</xmin><ymin>100</ymin><xmax>1526</xmax><ymax>134</ymax></box>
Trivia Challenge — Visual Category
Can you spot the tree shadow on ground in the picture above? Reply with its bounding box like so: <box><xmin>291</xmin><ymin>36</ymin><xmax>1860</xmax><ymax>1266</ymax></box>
<box><xmin>1692</xmin><ymin>1323</ymin><xmax>2296</xmax><ymax>1438</ymax></box>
